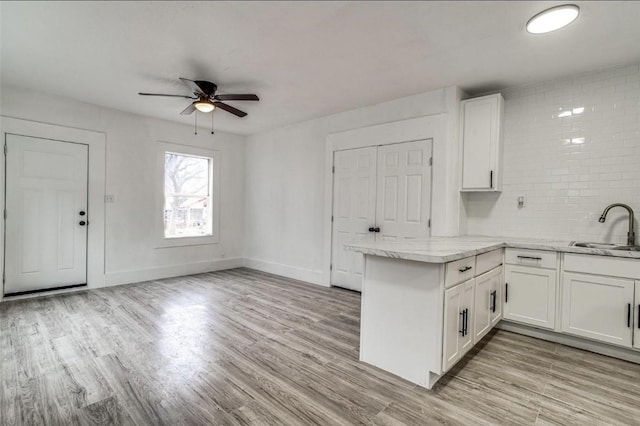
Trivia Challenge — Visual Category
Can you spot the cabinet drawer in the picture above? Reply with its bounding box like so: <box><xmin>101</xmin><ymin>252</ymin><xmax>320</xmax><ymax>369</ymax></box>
<box><xmin>476</xmin><ymin>249</ymin><xmax>503</xmax><ymax>275</ymax></box>
<box><xmin>445</xmin><ymin>256</ymin><xmax>476</xmax><ymax>288</ymax></box>
<box><xmin>505</xmin><ymin>248</ymin><xmax>556</xmax><ymax>269</ymax></box>
<box><xmin>564</xmin><ymin>254</ymin><xmax>640</xmax><ymax>279</ymax></box>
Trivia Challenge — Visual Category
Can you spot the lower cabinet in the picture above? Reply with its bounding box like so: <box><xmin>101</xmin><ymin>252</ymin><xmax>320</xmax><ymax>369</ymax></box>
<box><xmin>442</xmin><ymin>278</ymin><xmax>475</xmax><ymax>372</ymax></box>
<box><xmin>474</xmin><ymin>266</ymin><xmax>503</xmax><ymax>344</ymax></box>
<box><xmin>504</xmin><ymin>265</ymin><xmax>556</xmax><ymax>330</ymax></box>
<box><xmin>561</xmin><ymin>272</ymin><xmax>635</xmax><ymax>348</ymax></box>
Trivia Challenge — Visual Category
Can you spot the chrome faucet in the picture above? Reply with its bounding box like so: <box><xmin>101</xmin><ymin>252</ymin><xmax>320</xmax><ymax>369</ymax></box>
<box><xmin>599</xmin><ymin>203</ymin><xmax>636</xmax><ymax>246</ymax></box>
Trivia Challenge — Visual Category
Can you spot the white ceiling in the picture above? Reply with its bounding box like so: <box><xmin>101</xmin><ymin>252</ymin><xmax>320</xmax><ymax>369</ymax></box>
<box><xmin>2</xmin><ymin>1</ymin><xmax>640</xmax><ymax>135</ymax></box>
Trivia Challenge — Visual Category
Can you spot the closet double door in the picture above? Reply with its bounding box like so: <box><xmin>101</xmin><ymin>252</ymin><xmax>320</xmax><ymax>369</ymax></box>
<box><xmin>331</xmin><ymin>140</ymin><xmax>433</xmax><ymax>291</ymax></box>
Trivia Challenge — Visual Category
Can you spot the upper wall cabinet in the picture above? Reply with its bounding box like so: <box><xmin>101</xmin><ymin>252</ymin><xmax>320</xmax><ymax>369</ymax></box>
<box><xmin>460</xmin><ymin>94</ymin><xmax>504</xmax><ymax>192</ymax></box>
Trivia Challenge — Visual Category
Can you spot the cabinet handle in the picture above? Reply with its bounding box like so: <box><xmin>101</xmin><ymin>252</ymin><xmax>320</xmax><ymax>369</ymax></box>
<box><xmin>458</xmin><ymin>266</ymin><xmax>472</xmax><ymax>273</ymax></box>
<box><xmin>460</xmin><ymin>311</ymin><xmax>465</xmax><ymax>336</ymax></box>
<box><xmin>490</xmin><ymin>170</ymin><xmax>493</xmax><ymax>189</ymax></box>
<box><xmin>638</xmin><ymin>304</ymin><xmax>640</xmax><ymax>329</ymax></box>
<box><xmin>517</xmin><ymin>255</ymin><xmax>542</xmax><ymax>261</ymax></box>
<box><xmin>628</xmin><ymin>304</ymin><xmax>632</xmax><ymax>328</ymax></box>
<box><xmin>505</xmin><ymin>283</ymin><xmax>508</xmax><ymax>303</ymax></box>
<box><xmin>491</xmin><ymin>290</ymin><xmax>497</xmax><ymax>313</ymax></box>
<box><xmin>464</xmin><ymin>308</ymin><xmax>469</xmax><ymax>336</ymax></box>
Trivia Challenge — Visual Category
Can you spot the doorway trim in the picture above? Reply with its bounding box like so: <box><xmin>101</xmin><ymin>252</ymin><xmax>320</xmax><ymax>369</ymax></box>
<box><xmin>0</xmin><ymin>116</ymin><xmax>106</xmax><ymax>301</ymax></box>
<box><xmin>323</xmin><ymin>114</ymin><xmax>452</xmax><ymax>287</ymax></box>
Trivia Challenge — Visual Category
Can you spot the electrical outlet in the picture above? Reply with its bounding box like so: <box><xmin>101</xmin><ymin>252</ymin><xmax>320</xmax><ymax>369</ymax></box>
<box><xmin>105</xmin><ymin>194</ymin><xmax>115</xmax><ymax>203</ymax></box>
<box><xmin>517</xmin><ymin>196</ymin><xmax>525</xmax><ymax>208</ymax></box>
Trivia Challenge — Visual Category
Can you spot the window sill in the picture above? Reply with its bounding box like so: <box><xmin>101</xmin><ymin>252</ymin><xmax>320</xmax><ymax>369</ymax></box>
<box><xmin>155</xmin><ymin>235</ymin><xmax>219</xmax><ymax>249</ymax></box>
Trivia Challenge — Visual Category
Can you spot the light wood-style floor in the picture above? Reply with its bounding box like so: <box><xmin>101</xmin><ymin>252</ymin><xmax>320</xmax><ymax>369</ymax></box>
<box><xmin>2</xmin><ymin>268</ymin><xmax>640</xmax><ymax>425</ymax></box>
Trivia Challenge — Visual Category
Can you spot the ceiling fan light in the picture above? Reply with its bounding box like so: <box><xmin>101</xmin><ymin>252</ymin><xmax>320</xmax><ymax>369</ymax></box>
<box><xmin>194</xmin><ymin>100</ymin><xmax>215</xmax><ymax>113</ymax></box>
<box><xmin>526</xmin><ymin>4</ymin><xmax>579</xmax><ymax>34</ymax></box>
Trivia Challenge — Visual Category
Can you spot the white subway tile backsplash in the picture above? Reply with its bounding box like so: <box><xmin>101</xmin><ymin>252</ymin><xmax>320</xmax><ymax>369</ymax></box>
<box><xmin>466</xmin><ymin>62</ymin><xmax>640</xmax><ymax>244</ymax></box>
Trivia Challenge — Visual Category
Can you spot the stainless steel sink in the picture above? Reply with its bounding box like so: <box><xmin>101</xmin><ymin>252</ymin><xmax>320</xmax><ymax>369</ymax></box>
<box><xmin>570</xmin><ymin>241</ymin><xmax>640</xmax><ymax>251</ymax></box>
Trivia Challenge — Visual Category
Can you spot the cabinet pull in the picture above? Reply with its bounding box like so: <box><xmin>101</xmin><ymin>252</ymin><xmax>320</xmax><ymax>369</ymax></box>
<box><xmin>638</xmin><ymin>304</ymin><xmax>640</xmax><ymax>329</ymax></box>
<box><xmin>517</xmin><ymin>255</ymin><xmax>542</xmax><ymax>261</ymax></box>
<box><xmin>458</xmin><ymin>266</ymin><xmax>472</xmax><ymax>273</ymax></box>
<box><xmin>490</xmin><ymin>170</ymin><xmax>493</xmax><ymax>189</ymax></box>
<box><xmin>464</xmin><ymin>308</ymin><xmax>469</xmax><ymax>336</ymax></box>
<box><xmin>460</xmin><ymin>311</ymin><xmax>465</xmax><ymax>336</ymax></box>
<box><xmin>491</xmin><ymin>290</ymin><xmax>497</xmax><ymax>313</ymax></box>
<box><xmin>628</xmin><ymin>304</ymin><xmax>632</xmax><ymax>328</ymax></box>
<box><xmin>505</xmin><ymin>283</ymin><xmax>508</xmax><ymax>303</ymax></box>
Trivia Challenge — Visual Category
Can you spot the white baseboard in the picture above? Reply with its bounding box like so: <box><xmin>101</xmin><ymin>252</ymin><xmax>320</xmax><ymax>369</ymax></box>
<box><xmin>104</xmin><ymin>257</ymin><xmax>243</xmax><ymax>287</ymax></box>
<box><xmin>497</xmin><ymin>320</ymin><xmax>640</xmax><ymax>364</ymax></box>
<box><xmin>242</xmin><ymin>258</ymin><xmax>328</xmax><ymax>287</ymax></box>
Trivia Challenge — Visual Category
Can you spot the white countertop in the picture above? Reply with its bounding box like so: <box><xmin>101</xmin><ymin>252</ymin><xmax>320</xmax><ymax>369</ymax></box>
<box><xmin>345</xmin><ymin>236</ymin><xmax>640</xmax><ymax>263</ymax></box>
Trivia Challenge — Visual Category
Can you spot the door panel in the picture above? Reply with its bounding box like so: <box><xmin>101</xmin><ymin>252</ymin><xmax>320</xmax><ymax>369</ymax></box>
<box><xmin>474</xmin><ymin>270</ymin><xmax>493</xmax><ymax>343</ymax></box>
<box><xmin>460</xmin><ymin>279</ymin><xmax>475</xmax><ymax>354</ymax></box>
<box><xmin>376</xmin><ymin>140</ymin><xmax>432</xmax><ymax>241</ymax></box>
<box><xmin>443</xmin><ymin>284</ymin><xmax>462</xmax><ymax>371</ymax></box>
<box><xmin>331</xmin><ymin>147</ymin><xmax>377</xmax><ymax>291</ymax></box>
<box><xmin>504</xmin><ymin>265</ymin><xmax>556</xmax><ymax>330</ymax></box>
<box><xmin>562</xmin><ymin>273</ymin><xmax>634</xmax><ymax>348</ymax></box>
<box><xmin>5</xmin><ymin>134</ymin><xmax>88</xmax><ymax>294</ymax></box>
<box><xmin>490</xmin><ymin>266</ymin><xmax>503</xmax><ymax>325</ymax></box>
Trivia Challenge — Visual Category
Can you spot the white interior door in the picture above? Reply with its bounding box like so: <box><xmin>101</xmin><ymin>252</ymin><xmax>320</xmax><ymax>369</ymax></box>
<box><xmin>331</xmin><ymin>147</ymin><xmax>377</xmax><ymax>291</ymax></box>
<box><xmin>4</xmin><ymin>134</ymin><xmax>88</xmax><ymax>295</ymax></box>
<box><xmin>375</xmin><ymin>140</ymin><xmax>432</xmax><ymax>241</ymax></box>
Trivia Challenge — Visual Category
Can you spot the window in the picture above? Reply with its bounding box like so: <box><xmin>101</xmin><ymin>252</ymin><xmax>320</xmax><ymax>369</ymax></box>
<box><xmin>163</xmin><ymin>152</ymin><xmax>212</xmax><ymax>238</ymax></box>
<box><xmin>156</xmin><ymin>142</ymin><xmax>220</xmax><ymax>247</ymax></box>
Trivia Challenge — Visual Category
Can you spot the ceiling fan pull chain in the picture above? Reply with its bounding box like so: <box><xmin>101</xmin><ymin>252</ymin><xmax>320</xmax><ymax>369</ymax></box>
<box><xmin>194</xmin><ymin>111</ymin><xmax>198</xmax><ymax>135</ymax></box>
<box><xmin>211</xmin><ymin>111</ymin><xmax>215</xmax><ymax>135</ymax></box>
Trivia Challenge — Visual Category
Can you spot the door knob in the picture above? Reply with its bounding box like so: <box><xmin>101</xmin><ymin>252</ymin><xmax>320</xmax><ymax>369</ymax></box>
<box><xmin>79</xmin><ymin>221</ymin><xmax>87</xmax><ymax>226</ymax></box>
<box><xmin>79</xmin><ymin>211</ymin><xmax>86</xmax><ymax>216</ymax></box>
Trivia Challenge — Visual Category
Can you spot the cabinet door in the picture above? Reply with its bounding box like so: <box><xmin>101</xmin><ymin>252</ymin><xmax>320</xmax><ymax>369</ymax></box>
<box><xmin>474</xmin><ymin>270</ymin><xmax>493</xmax><ymax>343</ymax></box>
<box><xmin>442</xmin><ymin>284</ymin><xmax>463</xmax><ymax>371</ymax></box>
<box><xmin>490</xmin><ymin>266</ymin><xmax>503</xmax><ymax>326</ymax></box>
<box><xmin>562</xmin><ymin>273</ymin><xmax>634</xmax><ymax>348</ymax></box>
<box><xmin>442</xmin><ymin>279</ymin><xmax>475</xmax><ymax>372</ymax></box>
<box><xmin>504</xmin><ymin>265</ymin><xmax>556</xmax><ymax>329</ymax></box>
<box><xmin>460</xmin><ymin>279</ymin><xmax>475</xmax><ymax>354</ymax></box>
<box><xmin>635</xmin><ymin>282</ymin><xmax>640</xmax><ymax>350</ymax></box>
<box><xmin>461</xmin><ymin>94</ymin><xmax>503</xmax><ymax>191</ymax></box>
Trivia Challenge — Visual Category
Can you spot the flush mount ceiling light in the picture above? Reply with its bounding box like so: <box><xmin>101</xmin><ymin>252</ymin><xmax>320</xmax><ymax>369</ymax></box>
<box><xmin>526</xmin><ymin>4</ymin><xmax>580</xmax><ymax>34</ymax></box>
<box><xmin>194</xmin><ymin>99</ymin><xmax>215</xmax><ymax>113</ymax></box>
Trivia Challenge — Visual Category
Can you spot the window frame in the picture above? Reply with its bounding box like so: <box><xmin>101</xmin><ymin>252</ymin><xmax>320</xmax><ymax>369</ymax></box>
<box><xmin>155</xmin><ymin>141</ymin><xmax>220</xmax><ymax>248</ymax></box>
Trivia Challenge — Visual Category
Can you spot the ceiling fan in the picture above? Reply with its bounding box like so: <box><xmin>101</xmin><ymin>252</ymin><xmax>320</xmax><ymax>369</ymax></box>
<box><xmin>139</xmin><ymin>78</ymin><xmax>259</xmax><ymax>117</ymax></box>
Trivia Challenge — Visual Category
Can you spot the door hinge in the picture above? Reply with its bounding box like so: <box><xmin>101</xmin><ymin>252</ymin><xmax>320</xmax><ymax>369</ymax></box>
<box><xmin>330</xmin><ymin>264</ymin><xmax>333</xmax><ymax>271</ymax></box>
<box><xmin>428</xmin><ymin>218</ymin><xmax>431</xmax><ymax>228</ymax></box>
<box><xmin>429</xmin><ymin>157</ymin><xmax>433</xmax><ymax>166</ymax></box>
<box><xmin>331</xmin><ymin>215</ymin><xmax>334</xmax><ymax>222</ymax></box>
<box><xmin>332</xmin><ymin>166</ymin><xmax>335</xmax><ymax>173</ymax></box>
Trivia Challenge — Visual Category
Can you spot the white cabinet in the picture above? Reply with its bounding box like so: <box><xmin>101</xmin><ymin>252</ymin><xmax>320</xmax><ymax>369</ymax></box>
<box><xmin>561</xmin><ymin>273</ymin><xmax>635</xmax><ymax>348</ymax></box>
<box><xmin>442</xmin><ymin>278</ymin><xmax>475</xmax><ymax>372</ymax></box>
<box><xmin>474</xmin><ymin>266</ymin><xmax>502</xmax><ymax>344</ymax></box>
<box><xmin>460</xmin><ymin>93</ymin><xmax>504</xmax><ymax>192</ymax></box>
<box><xmin>635</xmin><ymin>282</ymin><xmax>640</xmax><ymax>350</ymax></box>
<box><xmin>504</xmin><ymin>265</ymin><xmax>556</xmax><ymax>330</ymax></box>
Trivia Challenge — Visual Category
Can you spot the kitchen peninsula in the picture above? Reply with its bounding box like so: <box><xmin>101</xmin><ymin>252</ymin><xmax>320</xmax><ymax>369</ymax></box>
<box><xmin>346</xmin><ymin>236</ymin><xmax>640</xmax><ymax>389</ymax></box>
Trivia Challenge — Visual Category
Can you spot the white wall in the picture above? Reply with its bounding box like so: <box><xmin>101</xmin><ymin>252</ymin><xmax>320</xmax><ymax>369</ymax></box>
<box><xmin>465</xmin><ymin>62</ymin><xmax>640</xmax><ymax>244</ymax></box>
<box><xmin>244</xmin><ymin>87</ymin><xmax>463</xmax><ymax>285</ymax></box>
<box><xmin>1</xmin><ymin>85</ymin><xmax>245</xmax><ymax>287</ymax></box>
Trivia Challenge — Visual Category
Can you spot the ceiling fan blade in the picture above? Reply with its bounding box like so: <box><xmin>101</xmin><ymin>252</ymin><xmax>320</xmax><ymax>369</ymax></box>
<box><xmin>180</xmin><ymin>103</ymin><xmax>196</xmax><ymax>115</ymax></box>
<box><xmin>214</xmin><ymin>102</ymin><xmax>247</xmax><ymax>117</ymax></box>
<box><xmin>179</xmin><ymin>78</ymin><xmax>217</xmax><ymax>96</ymax></box>
<box><xmin>214</xmin><ymin>94</ymin><xmax>259</xmax><ymax>101</ymax></box>
<box><xmin>139</xmin><ymin>92</ymin><xmax>195</xmax><ymax>99</ymax></box>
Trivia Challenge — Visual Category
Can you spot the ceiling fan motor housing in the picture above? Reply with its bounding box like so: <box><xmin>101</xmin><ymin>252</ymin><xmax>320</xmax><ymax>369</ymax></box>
<box><xmin>195</xmin><ymin>80</ymin><xmax>217</xmax><ymax>96</ymax></box>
